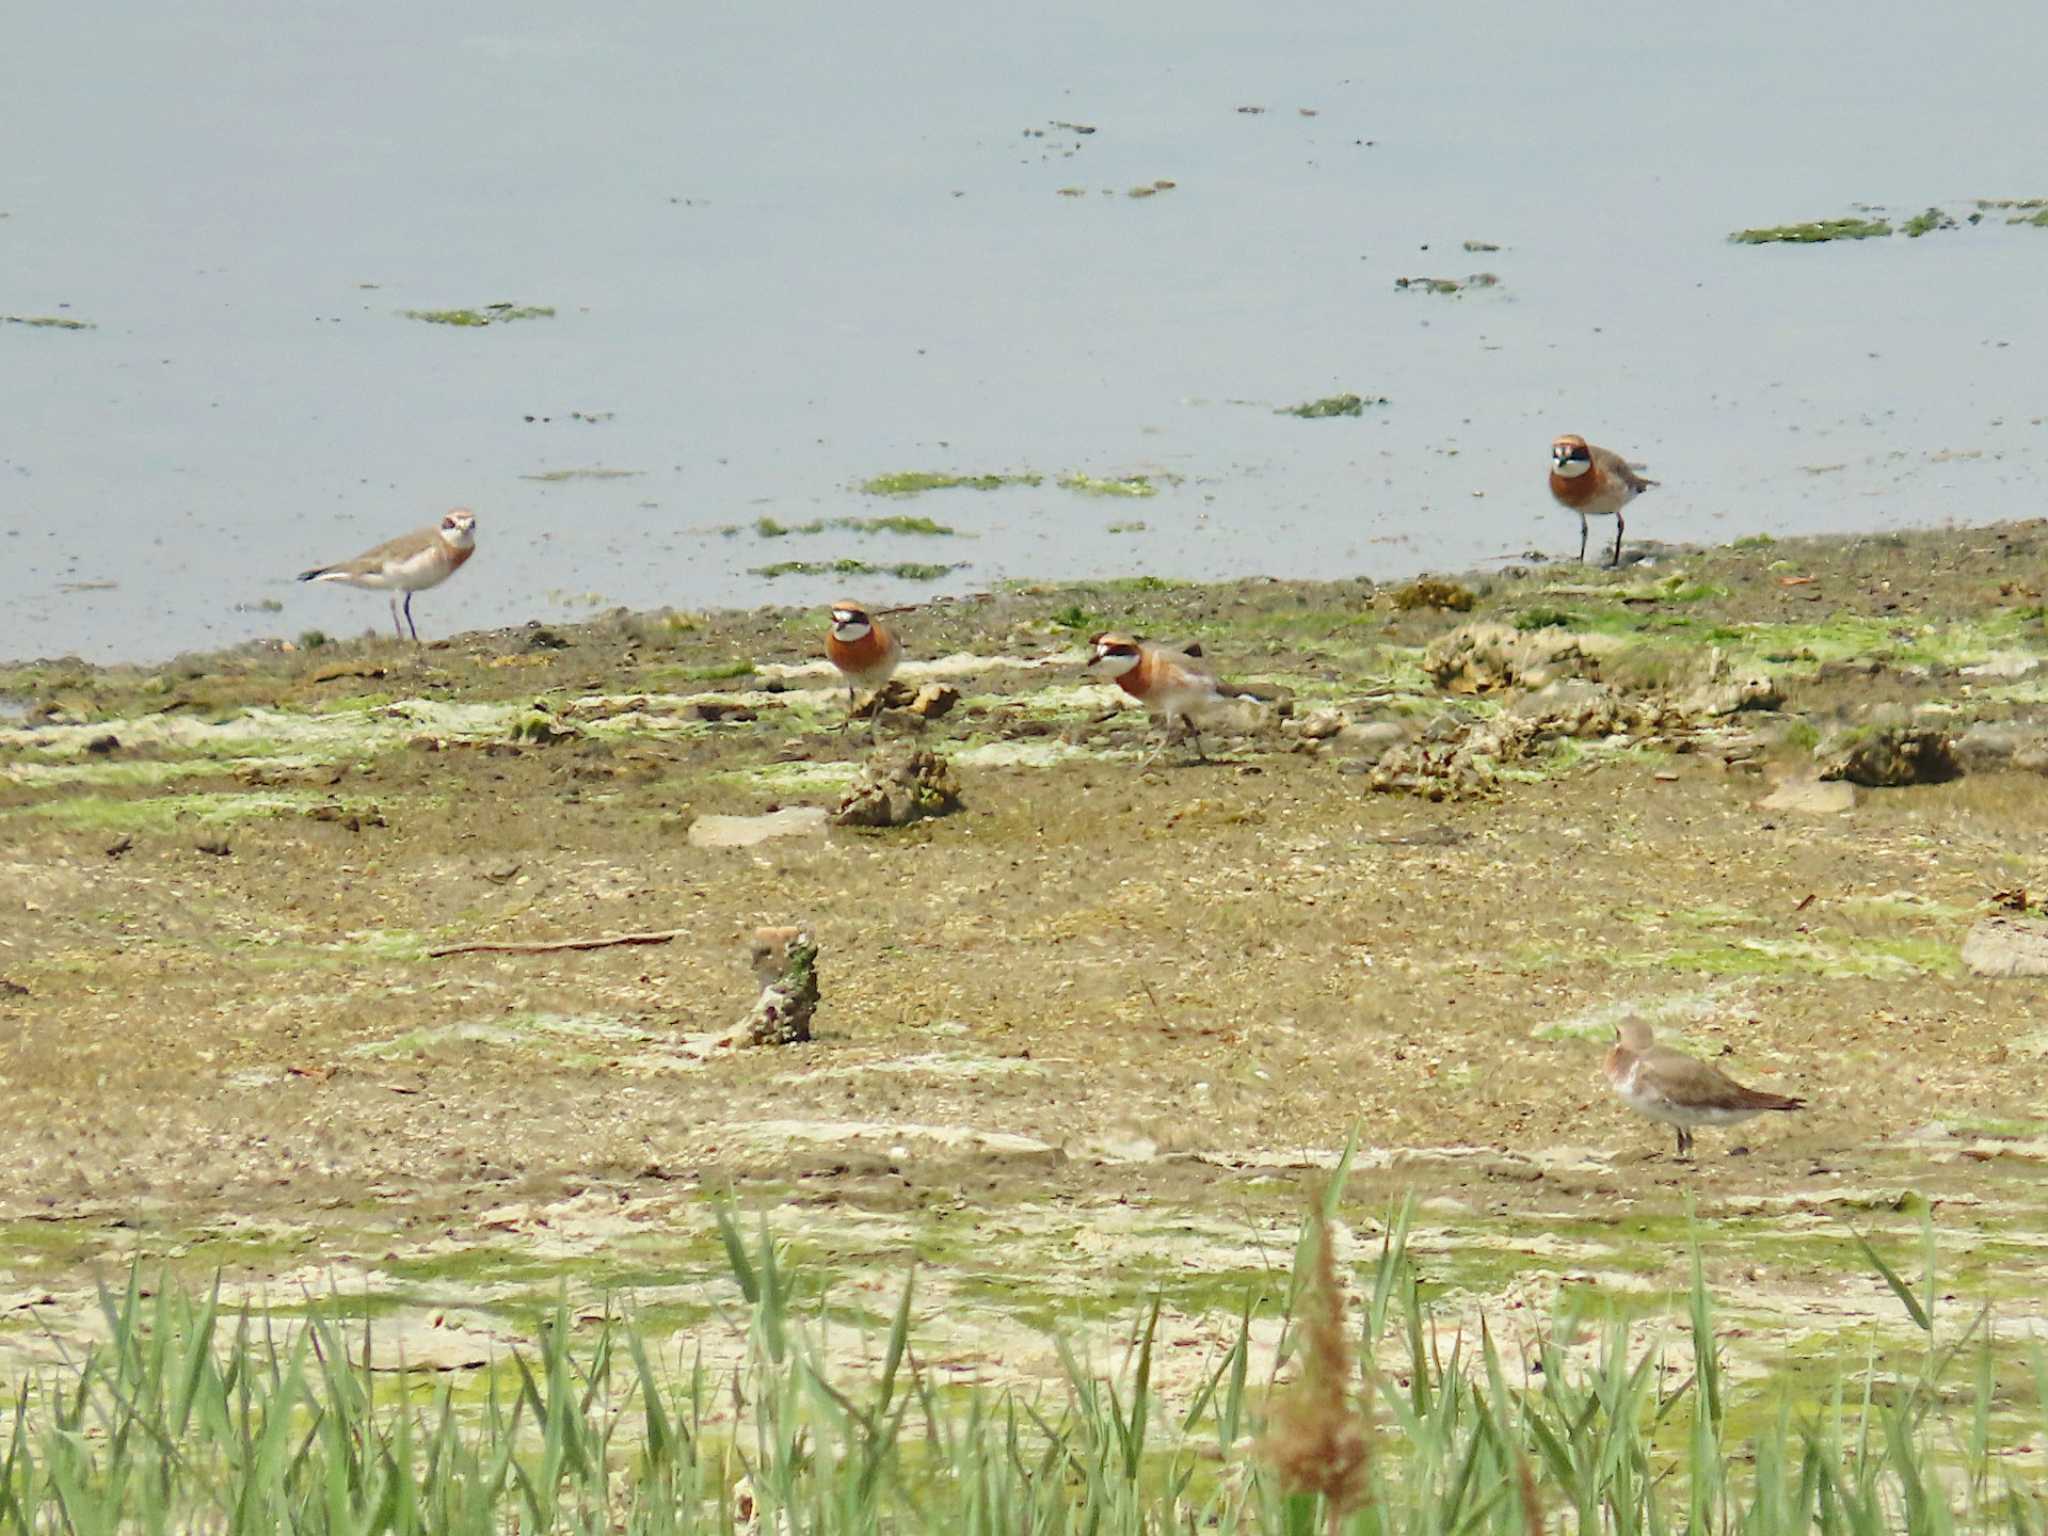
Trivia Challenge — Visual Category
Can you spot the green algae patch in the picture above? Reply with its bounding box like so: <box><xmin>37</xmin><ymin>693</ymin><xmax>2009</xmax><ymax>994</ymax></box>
<box><xmin>1395</xmin><ymin>273</ymin><xmax>1500</xmax><ymax>294</ymax></box>
<box><xmin>16</xmin><ymin>790</ymin><xmax>337</xmax><ymax>834</ymax></box>
<box><xmin>400</xmin><ymin>303</ymin><xmax>555</xmax><ymax>326</ymax></box>
<box><xmin>750</xmin><ymin>558</ymin><xmax>963</xmax><ymax>581</ymax></box>
<box><xmin>4</xmin><ymin>314</ymin><xmax>94</xmax><ymax>330</ymax></box>
<box><xmin>755</xmin><ymin>514</ymin><xmax>957</xmax><ymax>537</ymax></box>
<box><xmin>1278</xmin><ymin>392</ymin><xmax>1386</xmax><ymax>418</ymax></box>
<box><xmin>722</xmin><ymin>760</ymin><xmax>864</xmax><ymax>793</ymax></box>
<box><xmin>1729</xmin><ymin>218</ymin><xmax>1891</xmax><ymax>244</ymax></box>
<box><xmin>1900</xmin><ymin>206</ymin><xmax>1955</xmax><ymax>238</ymax></box>
<box><xmin>1056</xmin><ymin>473</ymin><xmax>1177</xmax><ymax>498</ymax></box>
<box><xmin>520</xmin><ymin>467</ymin><xmax>641</xmax><ymax>482</ymax></box>
<box><xmin>1618</xmin><ymin>932</ymin><xmax>1958</xmax><ymax>981</ymax></box>
<box><xmin>1391</xmin><ymin>577</ymin><xmax>1476</xmax><ymax>613</ymax></box>
<box><xmin>859</xmin><ymin>471</ymin><xmax>1041</xmax><ymax>496</ymax></box>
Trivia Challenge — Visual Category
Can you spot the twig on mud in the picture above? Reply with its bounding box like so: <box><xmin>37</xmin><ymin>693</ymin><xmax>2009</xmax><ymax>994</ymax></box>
<box><xmin>427</xmin><ymin>928</ymin><xmax>688</xmax><ymax>958</ymax></box>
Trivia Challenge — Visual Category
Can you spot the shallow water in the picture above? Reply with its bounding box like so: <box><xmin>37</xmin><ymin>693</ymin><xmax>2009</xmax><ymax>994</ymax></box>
<box><xmin>5</xmin><ymin>0</ymin><xmax>2045</xmax><ymax>662</ymax></box>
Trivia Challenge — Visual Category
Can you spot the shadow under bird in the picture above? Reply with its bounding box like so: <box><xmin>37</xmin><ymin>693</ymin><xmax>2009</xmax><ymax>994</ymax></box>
<box><xmin>297</xmin><ymin>508</ymin><xmax>478</xmax><ymax>642</ymax></box>
<box><xmin>824</xmin><ymin>598</ymin><xmax>904</xmax><ymax>742</ymax></box>
<box><xmin>1605</xmin><ymin>1019</ymin><xmax>1806</xmax><ymax>1159</ymax></box>
<box><xmin>1549</xmin><ymin>435</ymin><xmax>1655</xmax><ymax>567</ymax></box>
<box><xmin>1086</xmin><ymin>632</ymin><xmax>1278</xmax><ymax>764</ymax></box>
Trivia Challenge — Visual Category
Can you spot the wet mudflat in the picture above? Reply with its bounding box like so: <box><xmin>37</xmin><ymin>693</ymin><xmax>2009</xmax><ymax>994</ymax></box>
<box><xmin>3</xmin><ymin>523</ymin><xmax>2047</xmax><ymax>1417</ymax></box>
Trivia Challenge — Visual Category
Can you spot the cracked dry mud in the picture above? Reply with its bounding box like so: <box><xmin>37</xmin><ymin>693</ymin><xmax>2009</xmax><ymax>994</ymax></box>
<box><xmin>3</xmin><ymin>521</ymin><xmax>2048</xmax><ymax>1419</ymax></box>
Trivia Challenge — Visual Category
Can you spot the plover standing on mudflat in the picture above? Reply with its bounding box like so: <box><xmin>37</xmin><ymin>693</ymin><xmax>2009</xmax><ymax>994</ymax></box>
<box><xmin>1086</xmin><ymin>632</ymin><xmax>1275</xmax><ymax>765</ymax></box>
<box><xmin>1549</xmin><ymin>435</ymin><xmax>1656</xmax><ymax>567</ymax></box>
<box><xmin>824</xmin><ymin>599</ymin><xmax>904</xmax><ymax>741</ymax></box>
<box><xmin>297</xmin><ymin>508</ymin><xmax>478</xmax><ymax>641</ymax></box>
<box><xmin>1605</xmin><ymin>1019</ymin><xmax>1806</xmax><ymax>1159</ymax></box>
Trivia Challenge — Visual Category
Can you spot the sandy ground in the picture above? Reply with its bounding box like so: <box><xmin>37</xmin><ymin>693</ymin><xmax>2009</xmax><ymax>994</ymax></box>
<box><xmin>4</xmin><ymin>523</ymin><xmax>2048</xmax><ymax>1409</ymax></box>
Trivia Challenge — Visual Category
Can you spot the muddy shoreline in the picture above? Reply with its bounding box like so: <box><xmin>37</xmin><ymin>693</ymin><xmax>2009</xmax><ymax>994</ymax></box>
<box><xmin>3</xmin><ymin>522</ymin><xmax>2047</xmax><ymax>1401</ymax></box>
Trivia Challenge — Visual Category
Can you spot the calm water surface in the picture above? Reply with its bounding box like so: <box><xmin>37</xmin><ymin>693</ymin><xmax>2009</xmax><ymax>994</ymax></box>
<box><xmin>5</xmin><ymin>1</ymin><xmax>2045</xmax><ymax>662</ymax></box>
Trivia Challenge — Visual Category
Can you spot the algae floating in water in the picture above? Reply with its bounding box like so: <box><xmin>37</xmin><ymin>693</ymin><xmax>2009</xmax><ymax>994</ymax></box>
<box><xmin>1900</xmin><ymin>206</ymin><xmax>1955</xmax><ymax>238</ymax></box>
<box><xmin>519</xmin><ymin>467</ymin><xmax>642</xmax><ymax>482</ymax></box>
<box><xmin>1056</xmin><ymin>473</ymin><xmax>1175</xmax><ymax>498</ymax></box>
<box><xmin>1728</xmin><ymin>218</ymin><xmax>1891</xmax><ymax>244</ymax></box>
<box><xmin>1278</xmin><ymin>392</ymin><xmax>1386</xmax><ymax>419</ymax></box>
<box><xmin>401</xmin><ymin>303</ymin><xmax>556</xmax><ymax>326</ymax></box>
<box><xmin>755</xmin><ymin>514</ymin><xmax>957</xmax><ymax>537</ymax></box>
<box><xmin>750</xmin><ymin>558</ymin><xmax>964</xmax><ymax>581</ymax></box>
<box><xmin>860</xmin><ymin>471</ymin><xmax>1043</xmax><ymax>496</ymax></box>
<box><xmin>4</xmin><ymin>314</ymin><xmax>95</xmax><ymax>330</ymax></box>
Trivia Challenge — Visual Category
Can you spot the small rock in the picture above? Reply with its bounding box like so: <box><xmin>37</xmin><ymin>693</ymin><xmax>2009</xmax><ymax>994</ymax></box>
<box><xmin>1956</xmin><ymin>722</ymin><xmax>2048</xmax><ymax>775</ymax></box>
<box><xmin>1333</xmin><ymin>720</ymin><xmax>1407</xmax><ymax>762</ymax></box>
<box><xmin>693</xmin><ymin>699</ymin><xmax>759</xmax><ymax>723</ymax></box>
<box><xmin>687</xmin><ymin>806</ymin><xmax>829</xmax><ymax>849</ymax></box>
<box><xmin>1296</xmin><ymin>709</ymin><xmax>1345</xmax><ymax>741</ymax></box>
<box><xmin>1757</xmin><ymin>777</ymin><xmax>1856</xmax><ymax>815</ymax></box>
<box><xmin>1390</xmin><ymin>577</ymin><xmax>1475</xmax><ymax>612</ymax></box>
<box><xmin>1959</xmin><ymin>652</ymin><xmax>2041</xmax><ymax>681</ymax></box>
<box><xmin>831</xmin><ymin>749</ymin><xmax>963</xmax><ymax>828</ymax></box>
<box><xmin>1816</xmin><ymin>726</ymin><xmax>1960</xmax><ymax>787</ymax></box>
<box><xmin>1681</xmin><ymin>672</ymin><xmax>1784</xmax><ymax>716</ymax></box>
<box><xmin>1962</xmin><ymin>916</ymin><xmax>2048</xmax><ymax>978</ymax></box>
<box><xmin>105</xmin><ymin>834</ymin><xmax>134</xmax><ymax>858</ymax></box>
<box><xmin>1506</xmin><ymin>678</ymin><xmax>1622</xmax><ymax>738</ymax></box>
<box><xmin>195</xmin><ymin>837</ymin><xmax>232</xmax><ymax>857</ymax></box>
<box><xmin>0</xmin><ymin>977</ymin><xmax>29</xmax><ymax>998</ymax></box>
<box><xmin>908</xmin><ymin>683</ymin><xmax>961</xmax><ymax>719</ymax></box>
<box><xmin>84</xmin><ymin>734</ymin><xmax>120</xmax><ymax>756</ymax></box>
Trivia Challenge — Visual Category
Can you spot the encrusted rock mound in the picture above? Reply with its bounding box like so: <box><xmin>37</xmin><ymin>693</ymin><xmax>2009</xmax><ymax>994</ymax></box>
<box><xmin>737</xmin><ymin>926</ymin><xmax>818</xmax><ymax>1046</ymax></box>
<box><xmin>1816</xmin><ymin>726</ymin><xmax>1960</xmax><ymax>787</ymax></box>
<box><xmin>1423</xmin><ymin>622</ymin><xmax>1623</xmax><ymax>695</ymax></box>
<box><xmin>831</xmin><ymin>748</ymin><xmax>963</xmax><ymax>827</ymax></box>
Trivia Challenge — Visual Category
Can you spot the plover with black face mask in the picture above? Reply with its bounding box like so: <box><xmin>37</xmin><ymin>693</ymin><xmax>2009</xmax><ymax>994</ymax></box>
<box><xmin>297</xmin><ymin>508</ymin><xmax>478</xmax><ymax>642</ymax></box>
<box><xmin>1085</xmin><ymin>632</ymin><xmax>1275</xmax><ymax>765</ymax></box>
<box><xmin>1549</xmin><ymin>435</ymin><xmax>1655</xmax><ymax>567</ymax></box>
<box><xmin>824</xmin><ymin>598</ymin><xmax>904</xmax><ymax>741</ymax></box>
<box><xmin>1605</xmin><ymin>1019</ymin><xmax>1805</xmax><ymax>1159</ymax></box>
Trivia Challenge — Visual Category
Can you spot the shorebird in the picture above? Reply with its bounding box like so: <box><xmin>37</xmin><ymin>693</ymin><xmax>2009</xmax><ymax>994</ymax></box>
<box><xmin>1549</xmin><ymin>435</ymin><xmax>1656</xmax><ymax>567</ymax></box>
<box><xmin>1086</xmin><ymin>632</ymin><xmax>1275</xmax><ymax>764</ymax></box>
<box><xmin>1605</xmin><ymin>1019</ymin><xmax>1806</xmax><ymax>1159</ymax></box>
<box><xmin>824</xmin><ymin>599</ymin><xmax>904</xmax><ymax>741</ymax></box>
<box><xmin>297</xmin><ymin>509</ymin><xmax>478</xmax><ymax>642</ymax></box>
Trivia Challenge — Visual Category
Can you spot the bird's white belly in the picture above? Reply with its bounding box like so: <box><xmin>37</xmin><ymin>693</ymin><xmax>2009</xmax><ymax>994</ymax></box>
<box><xmin>1611</xmin><ymin>1073</ymin><xmax>1760</xmax><ymax>1129</ymax></box>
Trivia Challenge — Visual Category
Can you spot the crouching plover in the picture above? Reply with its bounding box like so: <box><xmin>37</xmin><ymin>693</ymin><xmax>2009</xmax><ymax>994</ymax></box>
<box><xmin>1605</xmin><ymin>1019</ymin><xmax>1805</xmax><ymax>1159</ymax></box>
<box><xmin>825</xmin><ymin>599</ymin><xmax>904</xmax><ymax>741</ymax></box>
<box><xmin>297</xmin><ymin>508</ymin><xmax>478</xmax><ymax>641</ymax></box>
<box><xmin>1549</xmin><ymin>435</ymin><xmax>1655</xmax><ymax>567</ymax></box>
<box><xmin>1086</xmin><ymin>632</ymin><xmax>1275</xmax><ymax>764</ymax></box>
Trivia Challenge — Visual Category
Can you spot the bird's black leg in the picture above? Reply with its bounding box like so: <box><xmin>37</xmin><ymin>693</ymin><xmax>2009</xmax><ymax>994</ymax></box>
<box><xmin>388</xmin><ymin>597</ymin><xmax>403</xmax><ymax>640</ymax></box>
<box><xmin>1610</xmin><ymin>512</ymin><xmax>1625</xmax><ymax>569</ymax></box>
<box><xmin>403</xmin><ymin>591</ymin><xmax>420</xmax><ymax>642</ymax></box>
<box><xmin>1578</xmin><ymin>517</ymin><xmax>1589</xmax><ymax>565</ymax></box>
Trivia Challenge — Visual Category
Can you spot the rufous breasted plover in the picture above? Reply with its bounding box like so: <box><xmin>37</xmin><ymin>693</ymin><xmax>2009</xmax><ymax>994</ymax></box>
<box><xmin>1086</xmin><ymin>632</ymin><xmax>1273</xmax><ymax>764</ymax></box>
<box><xmin>297</xmin><ymin>508</ymin><xmax>478</xmax><ymax>642</ymax></box>
<box><xmin>1549</xmin><ymin>435</ymin><xmax>1656</xmax><ymax>567</ymax></box>
<box><xmin>1605</xmin><ymin>1019</ymin><xmax>1806</xmax><ymax>1159</ymax></box>
<box><xmin>825</xmin><ymin>599</ymin><xmax>904</xmax><ymax>740</ymax></box>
